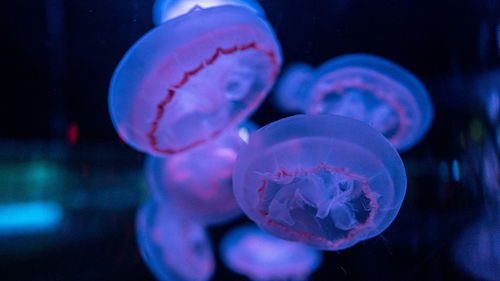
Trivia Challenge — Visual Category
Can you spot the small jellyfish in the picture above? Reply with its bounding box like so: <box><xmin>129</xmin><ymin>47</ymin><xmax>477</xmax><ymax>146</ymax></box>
<box><xmin>475</xmin><ymin>69</ymin><xmax>500</xmax><ymax>125</ymax></box>
<box><xmin>274</xmin><ymin>54</ymin><xmax>433</xmax><ymax>151</ymax></box>
<box><xmin>109</xmin><ymin>5</ymin><xmax>281</xmax><ymax>156</ymax></box>
<box><xmin>220</xmin><ymin>225</ymin><xmax>322</xmax><ymax>281</ymax></box>
<box><xmin>232</xmin><ymin>115</ymin><xmax>407</xmax><ymax>250</ymax></box>
<box><xmin>145</xmin><ymin>123</ymin><xmax>256</xmax><ymax>225</ymax></box>
<box><xmin>273</xmin><ymin>63</ymin><xmax>314</xmax><ymax>113</ymax></box>
<box><xmin>153</xmin><ymin>0</ymin><xmax>266</xmax><ymax>25</ymax></box>
<box><xmin>135</xmin><ymin>200</ymin><xmax>215</xmax><ymax>281</ymax></box>
<box><xmin>453</xmin><ymin>219</ymin><xmax>500</xmax><ymax>281</ymax></box>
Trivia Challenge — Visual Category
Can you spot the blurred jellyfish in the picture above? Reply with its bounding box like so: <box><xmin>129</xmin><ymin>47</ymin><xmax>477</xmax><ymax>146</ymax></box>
<box><xmin>453</xmin><ymin>219</ymin><xmax>500</xmax><ymax>281</ymax></box>
<box><xmin>454</xmin><ymin>129</ymin><xmax>500</xmax><ymax>280</ymax></box>
<box><xmin>220</xmin><ymin>225</ymin><xmax>322</xmax><ymax>281</ymax></box>
<box><xmin>135</xmin><ymin>200</ymin><xmax>215</xmax><ymax>281</ymax></box>
<box><xmin>483</xmin><ymin>138</ymin><xmax>500</xmax><ymax>199</ymax></box>
<box><xmin>153</xmin><ymin>0</ymin><xmax>266</xmax><ymax>25</ymax></box>
<box><xmin>109</xmin><ymin>5</ymin><xmax>282</xmax><ymax>156</ymax></box>
<box><xmin>273</xmin><ymin>63</ymin><xmax>314</xmax><ymax>113</ymax></box>
<box><xmin>274</xmin><ymin>54</ymin><xmax>433</xmax><ymax>151</ymax></box>
<box><xmin>145</xmin><ymin>122</ymin><xmax>257</xmax><ymax>225</ymax></box>
<box><xmin>475</xmin><ymin>69</ymin><xmax>500</xmax><ymax>125</ymax></box>
<box><xmin>233</xmin><ymin>115</ymin><xmax>407</xmax><ymax>250</ymax></box>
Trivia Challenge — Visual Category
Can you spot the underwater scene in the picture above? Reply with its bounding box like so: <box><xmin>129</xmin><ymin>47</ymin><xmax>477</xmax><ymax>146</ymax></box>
<box><xmin>2</xmin><ymin>0</ymin><xmax>500</xmax><ymax>280</ymax></box>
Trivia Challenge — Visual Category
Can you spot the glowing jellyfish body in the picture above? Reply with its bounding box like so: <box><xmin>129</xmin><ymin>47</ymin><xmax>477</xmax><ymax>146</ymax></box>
<box><xmin>109</xmin><ymin>6</ymin><xmax>281</xmax><ymax>156</ymax></box>
<box><xmin>274</xmin><ymin>54</ymin><xmax>433</xmax><ymax>151</ymax></box>
<box><xmin>273</xmin><ymin>63</ymin><xmax>314</xmax><ymax>113</ymax></box>
<box><xmin>233</xmin><ymin>115</ymin><xmax>407</xmax><ymax>250</ymax></box>
<box><xmin>220</xmin><ymin>225</ymin><xmax>322</xmax><ymax>281</ymax></box>
<box><xmin>135</xmin><ymin>200</ymin><xmax>215</xmax><ymax>281</ymax></box>
<box><xmin>453</xmin><ymin>220</ymin><xmax>500</xmax><ymax>281</ymax></box>
<box><xmin>145</xmin><ymin>124</ymin><xmax>254</xmax><ymax>225</ymax></box>
<box><xmin>153</xmin><ymin>0</ymin><xmax>265</xmax><ymax>25</ymax></box>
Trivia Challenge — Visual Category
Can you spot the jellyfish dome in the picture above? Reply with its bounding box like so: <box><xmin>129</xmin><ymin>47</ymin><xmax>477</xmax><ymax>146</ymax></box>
<box><xmin>153</xmin><ymin>0</ymin><xmax>266</xmax><ymax>25</ymax></box>
<box><xmin>135</xmin><ymin>200</ymin><xmax>215</xmax><ymax>281</ymax></box>
<box><xmin>274</xmin><ymin>54</ymin><xmax>433</xmax><ymax>151</ymax></box>
<box><xmin>453</xmin><ymin>219</ymin><xmax>500</xmax><ymax>281</ymax></box>
<box><xmin>232</xmin><ymin>115</ymin><xmax>407</xmax><ymax>250</ymax></box>
<box><xmin>220</xmin><ymin>225</ymin><xmax>322</xmax><ymax>281</ymax></box>
<box><xmin>109</xmin><ymin>5</ymin><xmax>281</xmax><ymax>156</ymax></box>
<box><xmin>145</xmin><ymin>124</ymin><xmax>255</xmax><ymax>225</ymax></box>
<box><xmin>273</xmin><ymin>63</ymin><xmax>314</xmax><ymax>113</ymax></box>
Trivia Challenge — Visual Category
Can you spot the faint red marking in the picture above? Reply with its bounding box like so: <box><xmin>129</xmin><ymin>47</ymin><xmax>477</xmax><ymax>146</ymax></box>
<box><xmin>257</xmin><ymin>164</ymin><xmax>380</xmax><ymax>251</ymax></box>
<box><xmin>147</xmin><ymin>42</ymin><xmax>279</xmax><ymax>154</ymax></box>
<box><xmin>67</xmin><ymin>122</ymin><xmax>79</xmax><ymax>146</ymax></box>
<box><xmin>147</xmin><ymin>89</ymin><xmax>175</xmax><ymax>149</ymax></box>
<box><xmin>240</xmin><ymin>42</ymin><xmax>256</xmax><ymax>51</ymax></box>
<box><xmin>173</xmin><ymin>63</ymin><xmax>204</xmax><ymax>89</ymax></box>
<box><xmin>257</xmin><ymin>180</ymin><xmax>267</xmax><ymax>201</ymax></box>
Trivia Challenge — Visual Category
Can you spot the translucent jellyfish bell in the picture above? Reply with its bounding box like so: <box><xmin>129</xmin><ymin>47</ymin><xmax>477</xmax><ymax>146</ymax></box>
<box><xmin>153</xmin><ymin>0</ymin><xmax>266</xmax><ymax>25</ymax></box>
<box><xmin>109</xmin><ymin>6</ymin><xmax>281</xmax><ymax>156</ymax></box>
<box><xmin>273</xmin><ymin>63</ymin><xmax>314</xmax><ymax>113</ymax></box>
<box><xmin>453</xmin><ymin>219</ymin><xmax>500</xmax><ymax>281</ymax></box>
<box><xmin>233</xmin><ymin>115</ymin><xmax>407</xmax><ymax>250</ymax></box>
<box><xmin>274</xmin><ymin>54</ymin><xmax>433</xmax><ymax>151</ymax></box>
<box><xmin>135</xmin><ymin>200</ymin><xmax>215</xmax><ymax>281</ymax></box>
<box><xmin>220</xmin><ymin>225</ymin><xmax>322</xmax><ymax>281</ymax></box>
<box><xmin>145</xmin><ymin>123</ymin><xmax>256</xmax><ymax>225</ymax></box>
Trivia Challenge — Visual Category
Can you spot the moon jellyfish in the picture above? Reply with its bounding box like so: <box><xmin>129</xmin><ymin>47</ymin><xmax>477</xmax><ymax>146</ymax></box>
<box><xmin>145</xmin><ymin>123</ymin><xmax>255</xmax><ymax>225</ymax></box>
<box><xmin>109</xmin><ymin>5</ymin><xmax>281</xmax><ymax>156</ymax></box>
<box><xmin>453</xmin><ymin>219</ymin><xmax>500</xmax><ymax>281</ymax></box>
<box><xmin>220</xmin><ymin>225</ymin><xmax>322</xmax><ymax>281</ymax></box>
<box><xmin>274</xmin><ymin>54</ymin><xmax>433</xmax><ymax>151</ymax></box>
<box><xmin>135</xmin><ymin>200</ymin><xmax>215</xmax><ymax>281</ymax></box>
<box><xmin>273</xmin><ymin>63</ymin><xmax>314</xmax><ymax>113</ymax></box>
<box><xmin>153</xmin><ymin>0</ymin><xmax>265</xmax><ymax>25</ymax></box>
<box><xmin>233</xmin><ymin>115</ymin><xmax>407</xmax><ymax>250</ymax></box>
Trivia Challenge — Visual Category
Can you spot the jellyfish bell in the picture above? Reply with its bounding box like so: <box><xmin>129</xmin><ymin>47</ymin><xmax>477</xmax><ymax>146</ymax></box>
<box><xmin>145</xmin><ymin>123</ymin><xmax>256</xmax><ymax>225</ymax></box>
<box><xmin>474</xmin><ymin>69</ymin><xmax>500</xmax><ymax>125</ymax></box>
<box><xmin>135</xmin><ymin>200</ymin><xmax>215</xmax><ymax>281</ymax></box>
<box><xmin>453</xmin><ymin>218</ymin><xmax>500</xmax><ymax>281</ymax></box>
<box><xmin>273</xmin><ymin>63</ymin><xmax>314</xmax><ymax>113</ymax></box>
<box><xmin>153</xmin><ymin>0</ymin><xmax>266</xmax><ymax>25</ymax></box>
<box><xmin>274</xmin><ymin>54</ymin><xmax>433</xmax><ymax>151</ymax></box>
<box><xmin>109</xmin><ymin>5</ymin><xmax>281</xmax><ymax>156</ymax></box>
<box><xmin>233</xmin><ymin>114</ymin><xmax>407</xmax><ymax>251</ymax></box>
<box><xmin>220</xmin><ymin>225</ymin><xmax>322</xmax><ymax>281</ymax></box>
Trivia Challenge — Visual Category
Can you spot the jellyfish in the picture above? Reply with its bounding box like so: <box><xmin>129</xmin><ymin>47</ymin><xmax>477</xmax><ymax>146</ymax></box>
<box><xmin>453</xmin><ymin>219</ymin><xmax>500</xmax><ymax>281</ymax></box>
<box><xmin>220</xmin><ymin>225</ymin><xmax>322</xmax><ymax>281</ymax></box>
<box><xmin>135</xmin><ymin>200</ymin><xmax>215</xmax><ymax>281</ymax></box>
<box><xmin>273</xmin><ymin>63</ymin><xmax>314</xmax><ymax>113</ymax></box>
<box><xmin>153</xmin><ymin>0</ymin><xmax>266</xmax><ymax>25</ymax></box>
<box><xmin>274</xmin><ymin>54</ymin><xmax>433</xmax><ymax>151</ymax></box>
<box><xmin>475</xmin><ymin>69</ymin><xmax>500</xmax><ymax>125</ymax></box>
<box><xmin>145</xmin><ymin>123</ymin><xmax>256</xmax><ymax>225</ymax></box>
<box><xmin>232</xmin><ymin>115</ymin><xmax>407</xmax><ymax>250</ymax></box>
<box><xmin>109</xmin><ymin>5</ymin><xmax>282</xmax><ymax>156</ymax></box>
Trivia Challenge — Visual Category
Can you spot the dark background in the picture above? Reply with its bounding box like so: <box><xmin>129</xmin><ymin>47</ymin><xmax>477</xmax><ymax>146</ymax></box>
<box><xmin>1</xmin><ymin>0</ymin><xmax>500</xmax><ymax>280</ymax></box>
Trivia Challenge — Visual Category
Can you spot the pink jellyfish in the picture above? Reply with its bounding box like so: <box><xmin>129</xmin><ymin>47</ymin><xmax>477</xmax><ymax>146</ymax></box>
<box><xmin>109</xmin><ymin>5</ymin><xmax>281</xmax><ymax>156</ymax></box>
<box><xmin>233</xmin><ymin>114</ymin><xmax>407</xmax><ymax>250</ymax></box>
<box><xmin>274</xmin><ymin>54</ymin><xmax>433</xmax><ymax>151</ymax></box>
<box><xmin>135</xmin><ymin>200</ymin><xmax>215</xmax><ymax>281</ymax></box>
<box><xmin>145</xmin><ymin>123</ymin><xmax>256</xmax><ymax>225</ymax></box>
<box><xmin>220</xmin><ymin>225</ymin><xmax>322</xmax><ymax>281</ymax></box>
